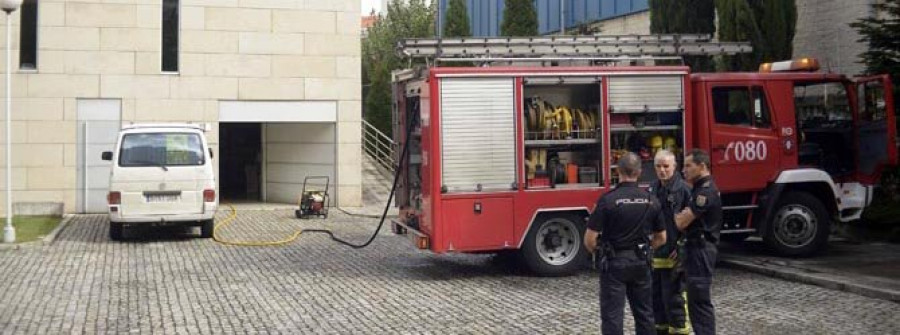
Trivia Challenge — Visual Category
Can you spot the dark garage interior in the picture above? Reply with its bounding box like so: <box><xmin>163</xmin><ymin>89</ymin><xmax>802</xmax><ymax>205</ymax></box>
<box><xmin>219</xmin><ymin>123</ymin><xmax>262</xmax><ymax>201</ymax></box>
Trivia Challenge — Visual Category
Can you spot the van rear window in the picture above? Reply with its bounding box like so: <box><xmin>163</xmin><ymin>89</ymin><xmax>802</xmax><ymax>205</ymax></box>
<box><xmin>119</xmin><ymin>133</ymin><xmax>205</xmax><ymax>167</ymax></box>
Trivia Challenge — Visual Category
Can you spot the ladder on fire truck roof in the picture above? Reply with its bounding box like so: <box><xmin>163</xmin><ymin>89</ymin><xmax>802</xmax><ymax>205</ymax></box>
<box><xmin>396</xmin><ymin>34</ymin><xmax>752</xmax><ymax>63</ymax></box>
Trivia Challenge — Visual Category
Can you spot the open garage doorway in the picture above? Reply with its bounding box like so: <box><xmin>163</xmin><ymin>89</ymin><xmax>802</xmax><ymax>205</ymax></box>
<box><xmin>219</xmin><ymin>123</ymin><xmax>262</xmax><ymax>202</ymax></box>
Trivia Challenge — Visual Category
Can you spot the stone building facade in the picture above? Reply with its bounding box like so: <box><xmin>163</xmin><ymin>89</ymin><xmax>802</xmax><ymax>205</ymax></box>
<box><xmin>0</xmin><ymin>0</ymin><xmax>362</xmax><ymax>215</ymax></box>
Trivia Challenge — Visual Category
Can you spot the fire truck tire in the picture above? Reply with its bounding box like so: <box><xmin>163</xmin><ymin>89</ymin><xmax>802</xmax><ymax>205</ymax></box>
<box><xmin>109</xmin><ymin>222</ymin><xmax>124</xmax><ymax>241</ymax></box>
<box><xmin>764</xmin><ymin>191</ymin><xmax>831</xmax><ymax>257</ymax></box>
<box><xmin>200</xmin><ymin>219</ymin><xmax>214</xmax><ymax>238</ymax></box>
<box><xmin>519</xmin><ymin>214</ymin><xmax>588</xmax><ymax>276</ymax></box>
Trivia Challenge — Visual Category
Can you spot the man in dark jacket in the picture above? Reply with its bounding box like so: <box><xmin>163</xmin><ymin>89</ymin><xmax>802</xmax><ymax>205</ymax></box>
<box><xmin>648</xmin><ymin>150</ymin><xmax>691</xmax><ymax>335</ymax></box>
<box><xmin>675</xmin><ymin>149</ymin><xmax>723</xmax><ymax>335</ymax></box>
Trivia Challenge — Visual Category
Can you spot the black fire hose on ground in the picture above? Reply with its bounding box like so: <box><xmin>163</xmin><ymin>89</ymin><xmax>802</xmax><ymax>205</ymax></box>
<box><xmin>213</xmin><ymin>111</ymin><xmax>415</xmax><ymax>249</ymax></box>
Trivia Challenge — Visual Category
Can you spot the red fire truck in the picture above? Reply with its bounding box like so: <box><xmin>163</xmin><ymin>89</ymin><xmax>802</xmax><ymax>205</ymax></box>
<box><xmin>390</xmin><ymin>35</ymin><xmax>897</xmax><ymax>276</ymax></box>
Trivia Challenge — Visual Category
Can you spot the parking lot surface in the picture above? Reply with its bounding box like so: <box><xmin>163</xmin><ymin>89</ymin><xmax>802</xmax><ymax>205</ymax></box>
<box><xmin>0</xmin><ymin>210</ymin><xmax>897</xmax><ymax>334</ymax></box>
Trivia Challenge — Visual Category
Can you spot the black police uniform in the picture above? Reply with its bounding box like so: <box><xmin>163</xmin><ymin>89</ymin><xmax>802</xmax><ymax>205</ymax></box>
<box><xmin>587</xmin><ymin>182</ymin><xmax>665</xmax><ymax>335</ymax></box>
<box><xmin>648</xmin><ymin>174</ymin><xmax>691</xmax><ymax>335</ymax></box>
<box><xmin>684</xmin><ymin>175</ymin><xmax>722</xmax><ymax>335</ymax></box>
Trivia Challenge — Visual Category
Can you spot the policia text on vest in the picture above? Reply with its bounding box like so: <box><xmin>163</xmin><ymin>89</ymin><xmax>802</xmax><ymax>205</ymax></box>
<box><xmin>584</xmin><ymin>152</ymin><xmax>666</xmax><ymax>335</ymax></box>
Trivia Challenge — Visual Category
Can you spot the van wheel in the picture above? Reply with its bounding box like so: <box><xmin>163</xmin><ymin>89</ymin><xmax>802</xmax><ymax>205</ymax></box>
<box><xmin>519</xmin><ymin>214</ymin><xmax>588</xmax><ymax>276</ymax></box>
<box><xmin>200</xmin><ymin>219</ymin><xmax>215</xmax><ymax>238</ymax></box>
<box><xmin>109</xmin><ymin>222</ymin><xmax>124</xmax><ymax>241</ymax></box>
<box><xmin>764</xmin><ymin>192</ymin><xmax>831</xmax><ymax>257</ymax></box>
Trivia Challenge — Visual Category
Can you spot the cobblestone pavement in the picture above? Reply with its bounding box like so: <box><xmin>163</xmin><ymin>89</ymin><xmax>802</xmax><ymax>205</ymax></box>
<box><xmin>0</xmin><ymin>211</ymin><xmax>897</xmax><ymax>334</ymax></box>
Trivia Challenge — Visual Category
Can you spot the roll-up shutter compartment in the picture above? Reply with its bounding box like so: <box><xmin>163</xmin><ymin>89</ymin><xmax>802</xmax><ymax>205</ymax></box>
<box><xmin>440</xmin><ymin>78</ymin><xmax>516</xmax><ymax>193</ymax></box>
<box><xmin>607</xmin><ymin>75</ymin><xmax>683</xmax><ymax>112</ymax></box>
<box><xmin>607</xmin><ymin>74</ymin><xmax>686</xmax><ymax>184</ymax></box>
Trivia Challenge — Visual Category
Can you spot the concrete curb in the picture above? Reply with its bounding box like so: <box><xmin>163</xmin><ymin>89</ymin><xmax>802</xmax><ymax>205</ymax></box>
<box><xmin>42</xmin><ymin>214</ymin><xmax>74</xmax><ymax>246</ymax></box>
<box><xmin>719</xmin><ymin>257</ymin><xmax>900</xmax><ymax>303</ymax></box>
<box><xmin>0</xmin><ymin>242</ymin><xmax>22</xmax><ymax>250</ymax></box>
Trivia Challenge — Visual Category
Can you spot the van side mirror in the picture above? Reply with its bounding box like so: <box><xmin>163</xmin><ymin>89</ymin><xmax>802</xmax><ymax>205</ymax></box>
<box><xmin>101</xmin><ymin>151</ymin><xmax>113</xmax><ymax>161</ymax></box>
<box><xmin>208</xmin><ymin>148</ymin><xmax>214</xmax><ymax>159</ymax></box>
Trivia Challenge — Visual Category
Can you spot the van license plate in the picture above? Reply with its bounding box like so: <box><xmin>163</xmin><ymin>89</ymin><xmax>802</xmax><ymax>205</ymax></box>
<box><xmin>146</xmin><ymin>194</ymin><xmax>180</xmax><ymax>203</ymax></box>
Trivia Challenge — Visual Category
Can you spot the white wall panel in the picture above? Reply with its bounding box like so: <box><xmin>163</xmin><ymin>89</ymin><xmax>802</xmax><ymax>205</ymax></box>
<box><xmin>263</xmin><ymin>123</ymin><xmax>336</xmax><ymax>204</ymax></box>
<box><xmin>76</xmin><ymin>99</ymin><xmax>121</xmax><ymax>213</ymax></box>
<box><xmin>219</xmin><ymin>100</ymin><xmax>337</xmax><ymax>122</ymax></box>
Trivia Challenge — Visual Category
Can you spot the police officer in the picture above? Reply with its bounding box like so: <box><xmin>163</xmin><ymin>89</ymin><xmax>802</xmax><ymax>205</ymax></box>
<box><xmin>674</xmin><ymin>149</ymin><xmax>722</xmax><ymax>335</ymax></box>
<box><xmin>585</xmin><ymin>152</ymin><xmax>667</xmax><ymax>335</ymax></box>
<box><xmin>648</xmin><ymin>150</ymin><xmax>691</xmax><ymax>335</ymax></box>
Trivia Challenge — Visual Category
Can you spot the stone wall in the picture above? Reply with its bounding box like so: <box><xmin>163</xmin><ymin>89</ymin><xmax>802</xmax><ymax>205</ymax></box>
<box><xmin>0</xmin><ymin>0</ymin><xmax>363</xmax><ymax>214</ymax></box>
<box><xmin>794</xmin><ymin>0</ymin><xmax>875</xmax><ymax>75</ymax></box>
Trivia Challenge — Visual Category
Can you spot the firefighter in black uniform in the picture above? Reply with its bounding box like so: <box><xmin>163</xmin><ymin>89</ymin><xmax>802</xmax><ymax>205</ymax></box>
<box><xmin>585</xmin><ymin>152</ymin><xmax>667</xmax><ymax>335</ymax></box>
<box><xmin>648</xmin><ymin>150</ymin><xmax>691</xmax><ymax>335</ymax></box>
<box><xmin>675</xmin><ymin>149</ymin><xmax>722</xmax><ymax>335</ymax></box>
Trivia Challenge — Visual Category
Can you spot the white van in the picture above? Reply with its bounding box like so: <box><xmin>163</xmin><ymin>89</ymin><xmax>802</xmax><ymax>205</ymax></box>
<box><xmin>102</xmin><ymin>124</ymin><xmax>218</xmax><ymax>240</ymax></box>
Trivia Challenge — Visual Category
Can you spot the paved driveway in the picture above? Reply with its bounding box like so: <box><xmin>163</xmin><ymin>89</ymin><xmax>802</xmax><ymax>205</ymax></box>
<box><xmin>0</xmin><ymin>210</ymin><xmax>897</xmax><ymax>334</ymax></box>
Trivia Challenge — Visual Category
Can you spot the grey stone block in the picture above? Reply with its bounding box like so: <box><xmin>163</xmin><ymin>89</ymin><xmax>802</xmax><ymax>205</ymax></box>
<box><xmin>13</xmin><ymin>202</ymin><xmax>64</xmax><ymax>216</ymax></box>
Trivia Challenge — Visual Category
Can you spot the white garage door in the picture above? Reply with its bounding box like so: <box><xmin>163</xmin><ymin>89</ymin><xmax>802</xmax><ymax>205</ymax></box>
<box><xmin>264</xmin><ymin>123</ymin><xmax>336</xmax><ymax>204</ymax></box>
<box><xmin>76</xmin><ymin>99</ymin><xmax>121</xmax><ymax>213</ymax></box>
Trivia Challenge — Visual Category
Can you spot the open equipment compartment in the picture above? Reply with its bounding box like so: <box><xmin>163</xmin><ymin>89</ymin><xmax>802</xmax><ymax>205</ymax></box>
<box><xmin>607</xmin><ymin>74</ymin><xmax>686</xmax><ymax>184</ymax></box>
<box><xmin>522</xmin><ymin>76</ymin><xmax>603</xmax><ymax>189</ymax></box>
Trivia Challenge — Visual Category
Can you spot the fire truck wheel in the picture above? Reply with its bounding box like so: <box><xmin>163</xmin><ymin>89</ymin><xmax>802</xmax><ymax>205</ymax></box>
<box><xmin>764</xmin><ymin>192</ymin><xmax>831</xmax><ymax>257</ymax></box>
<box><xmin>520</xmin><ymin>214</ymin><xmax>588</xmax><ymax>276</ymax></box>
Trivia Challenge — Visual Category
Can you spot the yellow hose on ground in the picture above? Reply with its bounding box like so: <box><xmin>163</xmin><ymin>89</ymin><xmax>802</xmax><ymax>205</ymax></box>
<box><xmin>212</xmin><ymin>204</ymin><xmax>305</xmax><ymax>246</ymax></box>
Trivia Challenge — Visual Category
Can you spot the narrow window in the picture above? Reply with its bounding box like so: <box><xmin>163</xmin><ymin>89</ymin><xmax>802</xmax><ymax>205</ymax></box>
<box><xmin>19</xmin><ymin>0</ymin><xmax>37</xmax><ymax>70</ymax></box>
<box><xmin>161</xmin><ymin>0</ymin><xmax>179</xmax><ymax>72</ymax></box>
<box><xmin>712</xmin><ymin>86</ymin><xmax>771</xmax><ymax>128</ymax></box>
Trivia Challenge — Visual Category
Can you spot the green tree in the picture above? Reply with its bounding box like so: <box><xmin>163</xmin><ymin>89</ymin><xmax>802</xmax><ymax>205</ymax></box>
<box><xmin>444</xmin><ymin>0</ymin><xmax>471</xmax><ymax>37</ymax></box>
<box><xmin>500</xmin><ymin>0</ymin><xmax>538</xmax><ymax>36</ymax></box>
<box><xmin>756</xmin><ymin>0</ymin><xmax>797</xmax><ymax>63</ymax></box>
<box><xmin>361</xmin><ymin>0</ymin><xmax>435</xmax><ymax>134</ymax></box>
<box><xmin>851</xmin><ymin>0</ymin><xmax>900</xmax><ymax>92</ymax></box>
<box><xmin>716</xmin><ymin>0</ymin><xmax>796</xmax><ymax>71</ymax></box>
<box><xmin>649</xmin><ymin>0</ymin><xmax>716</xmax><ymax>71</ymax></box>
<box><xmin>364</xmin><ymin>66</ymin><xmax>393</xmax><ymax>135</ymax></box>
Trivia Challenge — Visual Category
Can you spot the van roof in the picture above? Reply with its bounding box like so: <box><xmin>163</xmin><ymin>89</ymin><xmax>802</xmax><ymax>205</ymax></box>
<box><xmin>121</xmin><ymin>123</ymin><xmax>207</xmax><ymax>131</ymax></box>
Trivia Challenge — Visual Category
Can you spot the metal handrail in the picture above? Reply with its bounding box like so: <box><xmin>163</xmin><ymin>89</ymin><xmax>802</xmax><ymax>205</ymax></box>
<box><xmin>363</xmin><ymin>130</ymin><xmax>394</xmax><ymax>164</ymax></box>
<box><xmin>362</xmin><ymin>120</ymin><xmax>395</xmax><ymax>175</ymax></box>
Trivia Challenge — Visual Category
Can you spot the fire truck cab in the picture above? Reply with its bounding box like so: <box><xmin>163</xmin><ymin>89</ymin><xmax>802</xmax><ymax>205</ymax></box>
<box><xmin>692</xmin><ymin>66</ymin><xmax>896</xmax><ymax>255</ymax></box>
<box><xmin>390</xmin><ymin>37</ymin><xmax>897</xmax><ymax>276</ymax></box>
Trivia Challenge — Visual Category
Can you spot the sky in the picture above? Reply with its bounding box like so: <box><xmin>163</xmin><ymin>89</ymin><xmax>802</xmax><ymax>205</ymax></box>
<box><xmin>361</xmin><ymin>0</ymin><xmax>381</xmax><ymax>15</ymax></box>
